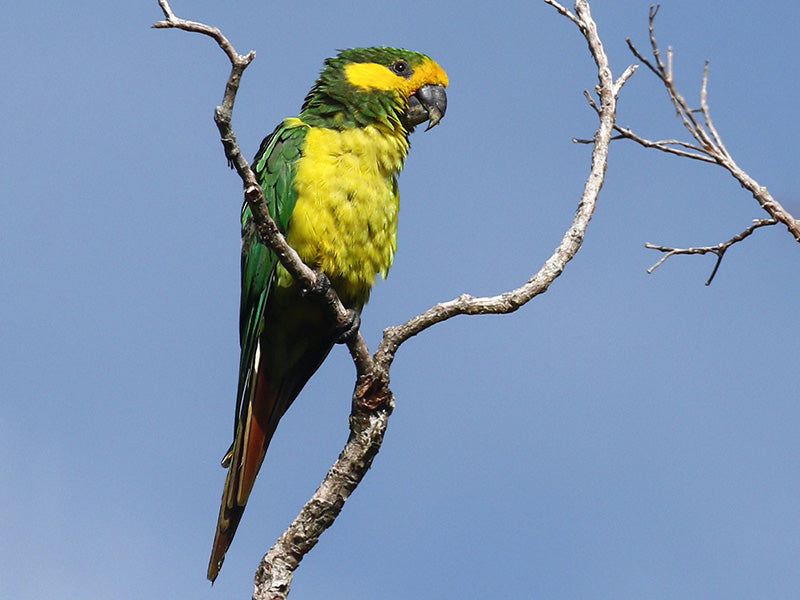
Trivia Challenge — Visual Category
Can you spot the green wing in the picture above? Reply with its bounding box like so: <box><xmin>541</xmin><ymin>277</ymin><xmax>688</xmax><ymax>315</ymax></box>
<box><xmin>234</xmin><ymin>118</ymin><xmax>308</xmax><ymax>441</ymax></box>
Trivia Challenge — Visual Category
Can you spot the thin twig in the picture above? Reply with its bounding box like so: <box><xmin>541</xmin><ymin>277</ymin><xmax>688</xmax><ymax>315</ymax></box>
<box><xmin>574</xmin><ymin>127</ymin><xmax>717</xmax><ymax>162</ymax></box>
<box><xmin>542</xmin><ymin>0</ymin><xmax>582</xmax><ymax>28</ymax></box>
<box><xmin>615</xmin><ymin>127</ymin><xmax>717</xmax><ymax>162</ymax></box>
<box><xmin>645</xmin><ymin>218</ymin><xmax>778</xmax><ymax>285</ymax></box>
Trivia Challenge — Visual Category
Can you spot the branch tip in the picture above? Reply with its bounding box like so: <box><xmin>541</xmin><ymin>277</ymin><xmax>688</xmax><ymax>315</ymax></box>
<box><xmin>645</xmin><ymin>218</ymin><xmax>778</xmax><ymax>284</ymax></box>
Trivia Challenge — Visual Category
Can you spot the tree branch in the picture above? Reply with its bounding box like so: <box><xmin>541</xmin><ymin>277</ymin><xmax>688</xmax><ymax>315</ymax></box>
<box><xmin>645</xmin><ymin>218</ymin><xmax>778</xmax><ymax>285</ymax></box>
<box><xmin>373</xmin><ymin>0</ymin><xmax>636</xmax><ymax>430</ymax></box>
<box><xmin>156</xmin><ymin>1</ymin><xmax>632</xmax><ymax>597</ymax></box>
<box><xmin>615</xmin><ymin>4</ymin><xmax>800</xmax><ymax>245</ymax></box>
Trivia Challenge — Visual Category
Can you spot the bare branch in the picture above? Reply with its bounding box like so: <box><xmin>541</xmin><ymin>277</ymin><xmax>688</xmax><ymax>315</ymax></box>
<box><xmin>373</xmin><ymin>0</ymin><xmax>633</xmax><ymax>373</ymax></box>
<box><xmin>542</xmin><ymin>0</ymin><xmax>581</xmax><ymax>28</ymax></box>
<box><xmin>614</xmin><ymin>64</ymin><xmax>639</xmax><ymax>93</ymax></box>
<box><xmin>645</xmin><ymin>218</ymin><xmax>778</xmax><ymax>285</ymax></box>
<box><xmin>618</xmin><ymin>6</ymin><xmax>800</xmax><ymax>244</ymax></box>
<box><xmin>608</xmin><ymin>127</ymin><xmax>717</xmax><ymax>163</ymax></box>
<box><xmin>253</xmin><ymin>368</ymin><xmax>392</xmax><ymax>598</ymax></box>
<box><xmin>698</xmin><ymin>62</ymin><xmax>728</xmax><ymax>155</ymax></box>
<box><xmin>154</xmin><ymin>0</ymin><xmax>246</xmax><ymax>65</ymax></box>
<box><xmin>647</xmin><ymin>5</ymin><xmax>666</xmax><ymax>74</ymax></box>
<box><xmin>574</xmin><ymin>123</ymin><xmax>716</xmax><ymax>163</ymax></box>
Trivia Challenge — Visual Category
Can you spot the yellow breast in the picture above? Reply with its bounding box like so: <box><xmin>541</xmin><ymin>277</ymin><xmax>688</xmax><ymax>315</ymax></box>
<box><xmin>278</xmin><ymin>124</ymin><xmax>409</xmax><ymax>308</ymax></box>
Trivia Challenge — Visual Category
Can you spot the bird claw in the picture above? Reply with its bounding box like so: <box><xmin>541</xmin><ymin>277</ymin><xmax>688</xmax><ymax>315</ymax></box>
<box><xmin>301</xmin><ymin>271</ymin><xmax>332</xmax><ymax>298</ymax></box>
<box><xmin>333</xmin><ymin>309</ymin><xmax>361</xmax><ymax>344</ymax></box>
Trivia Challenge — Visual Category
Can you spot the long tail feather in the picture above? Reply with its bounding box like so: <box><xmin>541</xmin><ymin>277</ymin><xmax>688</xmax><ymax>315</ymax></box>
<box><xmin>207</xmin><ymin>327</ymin><xmax>334</xmax><ymax>582</ymax></box>
<box><xmin>207</xmin><ymin>356</ymin><xmax>279</xmax><ymax>582</ymax></box>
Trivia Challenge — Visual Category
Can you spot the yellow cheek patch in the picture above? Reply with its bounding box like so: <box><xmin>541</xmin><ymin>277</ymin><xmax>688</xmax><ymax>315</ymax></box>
<box><xmin>345</xmin><ymin>62</ymin><xmax>407</xmax><ymax>92</ymax></box>
<box><xmin>344</xmin><ymin>58</ymin><xmax>448</xmax><ymax>95</ymax></box>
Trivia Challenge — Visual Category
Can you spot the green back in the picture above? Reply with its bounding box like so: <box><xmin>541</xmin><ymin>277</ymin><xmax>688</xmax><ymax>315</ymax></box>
<box><xmin>236</xmin><ymin>119</ymin><xmax>308</xmax><ymax>414</ymax></box>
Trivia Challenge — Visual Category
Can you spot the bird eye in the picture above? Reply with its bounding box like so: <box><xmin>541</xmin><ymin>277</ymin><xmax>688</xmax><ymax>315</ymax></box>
<box><xmin>390</xmin><ymin>60</ymin><xmax>411</xmax><ymax>77</ymax></box>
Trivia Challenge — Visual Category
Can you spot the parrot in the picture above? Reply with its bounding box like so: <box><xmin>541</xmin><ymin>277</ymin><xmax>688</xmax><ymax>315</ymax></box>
<box><xmin>207</xmin><ymin>47</ymin><xmax>448</xmax><ymax>582</ymax></box>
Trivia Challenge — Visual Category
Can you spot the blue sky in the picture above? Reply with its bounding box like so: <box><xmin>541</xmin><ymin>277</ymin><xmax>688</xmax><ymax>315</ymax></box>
<box><xmin>3</xmin><ymin>1</ymin><xmax>799</xmax><ymax>598</ymax></box>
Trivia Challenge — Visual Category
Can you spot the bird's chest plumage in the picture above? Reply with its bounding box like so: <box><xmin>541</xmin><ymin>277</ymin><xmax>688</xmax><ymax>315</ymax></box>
<box><xmin>283</xmin><ymin>125</ymin><xmax>408</xmax><ymax>307</ymax></box>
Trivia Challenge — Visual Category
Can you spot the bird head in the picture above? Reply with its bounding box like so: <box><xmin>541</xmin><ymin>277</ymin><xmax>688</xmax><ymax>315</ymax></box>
<box><xmin>300</xmin><ymin>47</ymin><xmax>448</xmax><ymax>133</ymax></box>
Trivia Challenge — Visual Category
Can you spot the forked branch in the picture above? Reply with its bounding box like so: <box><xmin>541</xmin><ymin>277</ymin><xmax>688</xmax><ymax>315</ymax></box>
<box><xmin>645</xmin><ymin>218</ymin><xmax>778</xmax><ymax>285</ymax></box>
<box><xmin>617</xmin><ymin>5</ymin><xmax>800</xmax><ymax>246</ymax></box>
<box><xmin>573</xmin><ymin>5</ymin><xmax>800</xmax><ymax>280</ymax></box>
<box><xmin>377</xmin><ymin>0</ymin><xmax>636</xmax><ymax>371</ymax></box>
<box><xmin>155</xmin><ymin>1</ymin><xmax>632</xmax><ymax>597</ymax></box>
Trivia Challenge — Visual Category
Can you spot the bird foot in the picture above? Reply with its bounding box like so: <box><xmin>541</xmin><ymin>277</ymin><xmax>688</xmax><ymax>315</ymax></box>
<box><xmin>301</xmin><ymin>271</ymin><xmax>332</xmax><ymax>298</ymax></box>
<box><xmin>333</xmin><ymin>309</ymin><xmax>361</xmax><ymax>344</ymax></box>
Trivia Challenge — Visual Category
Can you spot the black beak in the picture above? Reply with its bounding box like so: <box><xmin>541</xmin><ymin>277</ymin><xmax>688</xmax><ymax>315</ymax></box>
<box><xmin>405</xmin><ymin>84</ymin><xmax>447</xmax><ymax>131</ymax></box>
